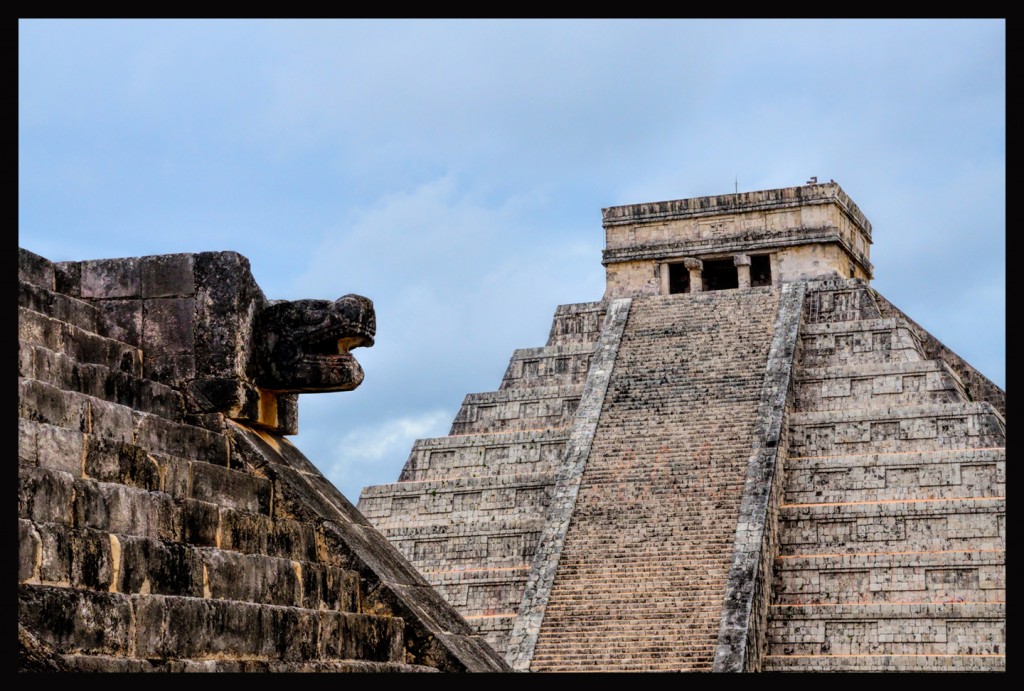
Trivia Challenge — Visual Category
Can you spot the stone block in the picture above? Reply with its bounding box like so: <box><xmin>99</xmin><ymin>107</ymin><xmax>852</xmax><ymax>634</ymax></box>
<box><xmin>321</xmin><ymin>610</ymin><xmax>404</xmax><ymax>663</ymax></box>
<box><xmin>143</xmin><ymin>353</ymin><xmax>197</xmax><ymax>383</ymax></box>
<box><xmin>118</xmin><ymin>536</ymin><xmax>204</xmax><ymax>597</ymax></box>
<box><xmin>74</xmin><ymin>480</ymin><xmax>180</xmax><ymax>541</ymax></box>
<box><xmin>19</xmin><ymin>249</ymin><xmax>55</xmax><ymax>289</ymax></box>
<box><xmin>87</xmin><ymin>397</ymin><xmax>134</xmax><ymax>444</ymax></box>
<box><xmin>193</xmin><ymin>251</ymin><xmax>265</xmax><ymax>381</ymax></box>
<box><xmin>18</xmin><ymin>340</ymin><xmax>35</xmax><ymax>379</ymax></box>
<box><xmin>18</xmin><ymin>378</ymin><xmax>89</xmax><ymax>432</ymax></box>
<box><xmin>36</xmin><ymin>422</ymin><xmax>85</xmax><ymax>476</ymax></box>
<box><xmin>36</xmin><ymin>524</ymin><xmax>115</xmax><ymax>590</ymax></box>
<box><xmin>299</xmin><ymin>562</ymin><xmax>360</xmax><ymax>612</ymax></box>
<box><xmin>189</xmin><ymin>462</ymin><xmax>271</xmax><ymax>515</ymax></box>
<box><xmin>19</xmin><ymin>467</ymin><xmax>75</xmax><ymax>524</ymax></box>
<box><xmin>217</xmin><ymin>506</ymin><xmax>268</xmax><ymax>554</ymax></box>
<box><xmin>19</xmin><ymin>520</ymin><xmax>40</xmax><ymax>582</ymax></box>
<box><xmin>81</xmin><ymin>257</ymin><xmax>141</xmax><ymax>299</ymax></box>
<box><xmin>143</xmin><ymin>297</ymin><xmax>196</xmax><ymax>357</ymax></box>
<box><xmin>134</xmin><ymin>413</ymin><xmax>230</xmax><ymax>466</ymax></box>
<box><xmin>141</xmin><ymin>253</ymin><xmax>195</xmax><ymax>298</ymax></box>
<box><xmin>179</xmin><ymin>498</ymin><xmax>221</xmax><ymax>548</ymax></box>
<box><xmin>83</xmin><ymin>437</ymin><xmax>160</xmax><ymax>489</ymax></box>
<box><xmin>20</xmin><ymin>585</ymin><xmax>134</xmax><ymax>655</ymax></box>
<box><xmin>95</xmin><ymin>299</ymin><xmax>143</xmax><ymax>347</ymax></box>
<box><xmin>54</xmin><ymin>260</ymin><xmax>81</xmax><ymax>296</ymax></box>
<box><xmin>19</xmin><ymin>418</ymin><xmax>38</xmax><ymax>467</ymax></box>
<box><xmin>200</xmin><ymin>548</ymin><xmax>300</xmax><ymax>606</ymax></box>
<box><xmin>30</xmin><ymin>346</ymin><xmax>74</xmax><ymax>390</ymax></box>
<box><xmin>267</xmin><ymin>517</ymin><xmax>319</xmax><ymax>562</ymax></box>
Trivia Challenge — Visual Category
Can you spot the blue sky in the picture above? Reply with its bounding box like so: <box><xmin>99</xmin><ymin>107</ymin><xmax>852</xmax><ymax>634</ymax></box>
<box><xmin>19</xmin><ymin>19</ymin><xmax>1005</xmax><ymax>502</ymax></box>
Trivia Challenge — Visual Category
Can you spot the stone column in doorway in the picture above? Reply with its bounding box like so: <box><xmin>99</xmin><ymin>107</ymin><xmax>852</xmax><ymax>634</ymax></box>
<box><xmin>684</xmin><ymin>258</ymin><xmax>703</xmax><ymax>293</ymax></box>
<box><xmin>734</xmin><ymin>254</ymin><xmax>751</xmax><ymax>289</ymax></box>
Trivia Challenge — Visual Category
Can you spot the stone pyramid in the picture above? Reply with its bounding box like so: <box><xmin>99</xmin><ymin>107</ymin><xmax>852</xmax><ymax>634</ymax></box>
<box><xmin>358</xmin><ymin>181</ymin><xmax>1006</xmax><ymax>672</ymax></box>
<box><xmin>18</xmin><ymin>248</ymin><xmax>508</xmax><ymax>672</ymax></box>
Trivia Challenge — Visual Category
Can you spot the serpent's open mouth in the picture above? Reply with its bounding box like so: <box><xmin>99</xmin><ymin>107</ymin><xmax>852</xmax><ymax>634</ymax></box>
<box><xmin>255</xmin><ymin>294</ymin><xmax>376</xmax><ymax>393</ymax></box>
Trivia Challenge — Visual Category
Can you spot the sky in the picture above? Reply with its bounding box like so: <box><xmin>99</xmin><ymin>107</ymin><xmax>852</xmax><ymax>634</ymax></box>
<box><xmin>19</xmin><ymin>19</ymin><xmax>1005</xmax><ymax>502</ymax></box>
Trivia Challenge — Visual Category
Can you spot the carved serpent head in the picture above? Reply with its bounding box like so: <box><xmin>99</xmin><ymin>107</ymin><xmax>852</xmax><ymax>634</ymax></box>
<box><xmin>252</xmin><ymin>294</ymin><xmax>375</xmax><ymax>393</ymax></box>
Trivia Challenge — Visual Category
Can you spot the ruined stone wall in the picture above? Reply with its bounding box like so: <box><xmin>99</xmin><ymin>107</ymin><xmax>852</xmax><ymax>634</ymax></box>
<box><xmin>18</xmin><ymin>248</ymin><xmax>508</xmax><ymax>673</ymax></box>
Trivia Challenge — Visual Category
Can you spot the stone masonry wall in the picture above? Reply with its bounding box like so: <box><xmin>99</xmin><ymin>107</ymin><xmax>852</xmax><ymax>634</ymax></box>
<box><xmin>764</xmin><ymin>279</ymin><xmax>1005</xmax><ymax>672</ymax></box>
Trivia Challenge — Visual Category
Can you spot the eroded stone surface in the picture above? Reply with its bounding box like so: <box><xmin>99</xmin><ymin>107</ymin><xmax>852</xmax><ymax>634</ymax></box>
<box><xmin>18</xmin><ymin>246</ymin><xmax>506</xmax><ymax>673</ymax></box>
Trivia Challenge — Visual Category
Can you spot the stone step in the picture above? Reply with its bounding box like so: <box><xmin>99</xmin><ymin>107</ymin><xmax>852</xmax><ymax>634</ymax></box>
<box><xmin>522</xmin><ymin>290</ymin><xmax>783</xmax><ymax>671</ymax></box>
<box><xmin>18</xmin><ymin>519</ymin><xmax>360</xmax><ymax>612</ymax></box>
<box><xmin>545</xmin><ymin>301</ymin><xmax>607</xmax><ymax>346</ymax></box>
<box><xmin>20</xmin><ymin>279</ymin><xmax>100</xmax><ymax>334</ymax></box>
<box><xmin>763</xmin><ymin>653</ymin><xmax>1004</xmax><ymax>672</ymax></box>
<box><xmin>773</xmin><ymin>549</ymin><xmax>1005</xmax><ymax>604</ymax></box>
<box><xmin>21</xmin><ymin>341</ymin><xmax>184</xmax><ymax>420</ymax></box>
<box><xmin>394</xmin><ymin>428</ymin><xmax>570</xmax><ymax>482</ymax></box>
<box><xmin>58</xmin><ymin>655</ymin><xmax>438</xmax><ymax>672</ymax></box>
<box><xmin>782</xmin><ymin>447</ymin><xmax>1005</xmax><ymax>505</ymax></box>
<box><xmin>794</xmin><ymin>360</ymin><xmax>968</xmax><ymax>412</ymax></box>
<box><xmin>767</xmin><ymin>602</ymin><xmax>1005</xmax><ymax>656</ymax></box>
<box><xmin>19</xmin><ymin>418</ymin><xmax>268</xmax><ymax>513</ymax></box>
<box><xmin>359</xmin><ymin>472</ymin><xmax>554</xmax><ymax>522</ymax></box>
<box><xmin>19</xmin><ymin>465</ymin><xmax>319</xmax><ymax>563</ymax></box>
<box><xmin>19</xmin><ymin>378</ymin><xmax>231</xmax><ymax>464</ymax></box>
<box><xmin>778</xmin><ymin>497</ymin><xmax>1005</xmax><ymax>556</ymax></box>
<box><xmin>20</xmin><ymin>307</ymin><xmax>142</xmax><ymax>376</ymax></box>
<box><xmin>789</xmin><ymin>402</ymin><xmax>1005</xmax><ymax>456</ymax></box>
<box><xmin>499</xmin><ymin>342</ymin><xmax>597</xmax><ymax>391</ymax></box>
<box><xmin>799</xmin><ymin>318</ymin><xmax>925</xmax><ymax>367</ymax></box>
<box><xmin>19</xmin><ymin>584</ymin><xmax>405</xmax><ymax>663</ymax></box>
<box><xmin>449</xmin><ymin>384</ymin><xmax>584</xmax><ymax>435</ymax></box>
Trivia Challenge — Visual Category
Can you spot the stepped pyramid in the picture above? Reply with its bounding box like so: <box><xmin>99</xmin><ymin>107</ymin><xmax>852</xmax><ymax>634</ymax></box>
<box><xmin>359</xmin><ymin>181</ymin><xmax>1006</xmax><ymax>672</ymax></box>
<box><xmin>18</xmin><ymin>248</ymin><xmax>508</xmax><ymax>672</ymax></box>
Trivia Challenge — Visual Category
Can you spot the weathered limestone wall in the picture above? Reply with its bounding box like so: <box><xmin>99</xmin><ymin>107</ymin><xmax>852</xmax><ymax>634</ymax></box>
<box><xmin>764</xmin><ymin>279</ymin><xmax>1006</xmax><ymax>672</ymax></box>
<box><xmin>18</xmin><ymin>248</ymin><xmax>508</xmax><ymax>673</ymax></box>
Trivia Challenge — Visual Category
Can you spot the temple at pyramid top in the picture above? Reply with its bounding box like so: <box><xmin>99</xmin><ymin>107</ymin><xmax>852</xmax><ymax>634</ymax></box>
<box><xmin>600</xmin><ymin>181</ymin><xmax>872</xmax><ymax>297</ymax></box>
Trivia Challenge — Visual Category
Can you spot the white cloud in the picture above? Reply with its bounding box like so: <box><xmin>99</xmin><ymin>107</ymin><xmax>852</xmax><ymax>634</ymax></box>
<box><xmin>325</xmin><ymin>410</ymin><xmax>452</xmax><ymax>495</ymax></box>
